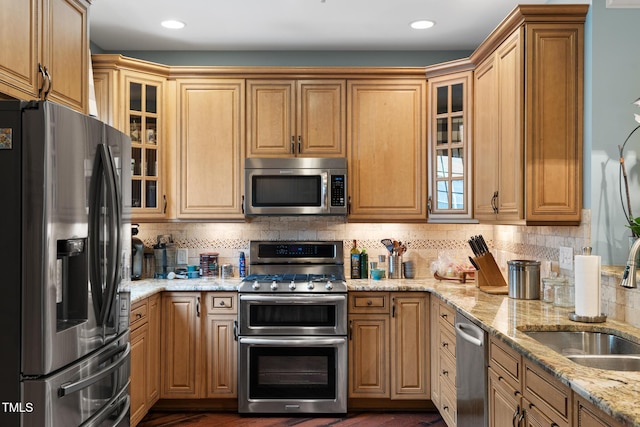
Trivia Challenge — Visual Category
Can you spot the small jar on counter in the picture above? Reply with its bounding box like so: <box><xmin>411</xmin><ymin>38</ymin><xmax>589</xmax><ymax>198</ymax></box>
<box><xmin>553</xmin><ymin>278</ymin><xmax>575</xmax><ymax>308</ymax></box>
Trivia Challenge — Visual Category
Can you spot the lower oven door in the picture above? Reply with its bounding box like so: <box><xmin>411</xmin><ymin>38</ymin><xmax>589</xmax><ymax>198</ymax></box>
<box><xmin>238</xmin><ymin>336</ymin><xmax>347</xmax><ymax>414</ymax></box>
<box><xmin>239</xmin><ymin>294</ymin><xmax>347</xmax><ymax>336</ymax></box>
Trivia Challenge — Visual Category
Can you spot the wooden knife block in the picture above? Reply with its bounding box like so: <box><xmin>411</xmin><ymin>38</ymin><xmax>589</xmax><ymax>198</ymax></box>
<box><xmin>472</xmin><ymin>253</ymin><xmax>508</xmax><ymax>295</ymax></box>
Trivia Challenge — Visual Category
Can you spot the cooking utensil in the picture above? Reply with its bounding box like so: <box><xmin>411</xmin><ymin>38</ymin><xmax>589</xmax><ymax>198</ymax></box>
<box><xmin>381</xmin><ymin>239</ymin><xmax>394</xmax><ymax>254</ymax></box>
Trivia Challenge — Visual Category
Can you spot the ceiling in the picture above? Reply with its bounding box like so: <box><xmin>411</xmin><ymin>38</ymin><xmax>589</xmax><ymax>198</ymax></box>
<box><xmin>90</xmin><ymin>0</ymin><xmax>557</xmax><ymax>52</ymax></box>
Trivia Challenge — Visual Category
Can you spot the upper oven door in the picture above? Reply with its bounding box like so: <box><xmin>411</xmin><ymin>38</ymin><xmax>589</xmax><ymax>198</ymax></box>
<box><xmin>239</xmin><ymin>294</ymin><xmax>347</xmax><ymax>336</ymax></box>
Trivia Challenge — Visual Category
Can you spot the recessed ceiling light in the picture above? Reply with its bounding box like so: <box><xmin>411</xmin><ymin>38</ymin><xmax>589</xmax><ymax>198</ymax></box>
<box><xmin>410</xmin><ymin>20</ymin><xmax>435</xmax><ymax>30</ymax></box>
<box><xmin>161</xmin><ymin>20</ymin><xmax>186</xmax><ymax>30</ymax></box>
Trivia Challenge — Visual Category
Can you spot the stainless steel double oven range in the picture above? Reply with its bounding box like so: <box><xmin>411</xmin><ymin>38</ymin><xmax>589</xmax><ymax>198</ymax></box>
<box><xmin>237</xmin><ymin>241</ymin><xmax>347</xmax><ymax>414</ymax></box>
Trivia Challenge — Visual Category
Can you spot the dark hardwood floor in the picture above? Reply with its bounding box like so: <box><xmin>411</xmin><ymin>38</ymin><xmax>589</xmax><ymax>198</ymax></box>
<box><xmin>138</xmin><ymin>411</ymin><xmax>447</xmax><ymax>427</ymax></box>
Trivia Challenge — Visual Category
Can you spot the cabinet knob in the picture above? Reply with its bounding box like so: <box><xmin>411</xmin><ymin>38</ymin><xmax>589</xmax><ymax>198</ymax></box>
<box><xmin>136</xmin><ymin>313</ymin><xmax>142</xmax><ymax>319</ymax></box>
<box><xmin>367</xmin><ymin>300</ymin><xmax>372</xmax><ymax>305</ymax></box>
<box><xmin>219</xmin><ymin>300</ymin><xmax>225</xmax><ymax>306</ymax></box>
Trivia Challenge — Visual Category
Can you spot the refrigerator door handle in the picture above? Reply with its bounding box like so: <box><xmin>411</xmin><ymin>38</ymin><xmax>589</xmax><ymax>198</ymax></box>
<box><xmin>100</xmin><ymin>144</ymin><xmax>122</xmax><ymax>327</ymax></box>
<box><xmin>88</xmin><ymin>143</ymin><xmax>122</xmax><ymax>326</ymax></box>
<box><xmin>79</xmin><ymin>380</ymin><xmax>130</xmax><ymax>427</ymax></box>
<box><xmin>58</xmin><ymin>342</ymin><xmax>130</xmax><ymax>397</ymax></box>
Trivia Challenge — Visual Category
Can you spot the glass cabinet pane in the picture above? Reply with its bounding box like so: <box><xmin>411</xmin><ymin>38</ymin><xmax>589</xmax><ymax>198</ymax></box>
<box><xmin>145</xmin><ymin>149</ymin><xmax>157</xmax><ymax>177</ymax></box>
<box><xmin>452</xmin><ymin>180</ymin><xmax>464</xmax><ymax>209</ymax></box>
<box><xmin>452</xmin><ymin>117</ymin><xmax>463</xmax><ymax>143</ymax></box>
<box><xmin>145</xmin><ymin>85</ymin><xmax>157</xmax><ymax>113</ymax></box>
<box><xmin>130</xmin><ymin>115</ymin><xmax>142</xmax><ymax>143</ymax></box>
<box><xmin>436</xmin><ymin>118</ymin><xmax>448</xmax><ymax>145</ymax></box>
<box><xmin>436</xmin><ymin>181</ymin><xmax>449</xmax><ymax>209</ymax></box>
<box><xmin>436</xmin><ymin>149</ymin><xmax>449</xmax><ymax>178</ymax></box>
<box><xmin>132</xmin><ymin>180</ymin><xmax>142</xmax><ymax>208</ymax></box>
<box><xmin>130</xmin><ymin>83</ymin><xmax>142</xmax><ymax>111</ymax></box>
<box><xmin>132</xmin><ymin>147</ymin><xmax>141</xmax><ymax>176</ymax></box>
<box><xmin>451</xmin><ymin>83</ymin><xmax>463</xmax><ymax>113</ymax></box>
<box><xmin>145</xmin><ymin>181</ymin><xmax>157</xmax><ymax>208</ymax></box>
<box><xmin>452</xmin><ymin>148</ymin><xmax>464</xmax><ymax>178</ymax></box>
<box><xmin>145</xmin><ymin>117</ymin><xmax>157</xmax><ymax>145</ymax></box>
<box><xmin>437</xmin><ymin>86</ymin><xmax>448</xmax><ymax>115</ymax></box>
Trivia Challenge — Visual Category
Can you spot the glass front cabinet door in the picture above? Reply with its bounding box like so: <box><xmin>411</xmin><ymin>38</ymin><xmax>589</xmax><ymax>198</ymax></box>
<box><xmin>125</xmin><ymin>74</ymin><xmax>165</xmax><ymax>218</ymax></box>
<box><xmin>427</xmin><ymin>70</ymin><xmax>473</xmax><ymax>222</ymax></box>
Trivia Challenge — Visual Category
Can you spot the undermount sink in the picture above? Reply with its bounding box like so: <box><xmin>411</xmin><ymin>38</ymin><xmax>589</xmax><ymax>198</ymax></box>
<box><xmin>521</xmin><ymin>330</ymin><xmax>640</xmax><ymax>371</ymax></box>
<box><xmin>566</xmin><ymin>354</ymin><xmax>640</xmax><ymax>371</ymax></box>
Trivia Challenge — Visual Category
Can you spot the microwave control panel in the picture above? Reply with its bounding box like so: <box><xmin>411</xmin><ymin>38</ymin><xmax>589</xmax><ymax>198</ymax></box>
<box><xmin>330</xmin><ymin>175</ymin><xmax>346</xmax><ymax>207</ymax></box>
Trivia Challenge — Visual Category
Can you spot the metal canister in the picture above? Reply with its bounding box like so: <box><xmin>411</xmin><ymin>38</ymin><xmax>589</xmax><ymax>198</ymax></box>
<box><xmin>508</xmin><ymin>260</ymin><xmax>541</xmax><ymax>299</ymax></box>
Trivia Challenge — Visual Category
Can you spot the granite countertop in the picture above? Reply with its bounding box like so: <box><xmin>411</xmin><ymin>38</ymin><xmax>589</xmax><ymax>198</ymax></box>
<box><xmin>123</xmin><ymin>276</ymin><xmax>640</xmax><ymax>426</ymax></box>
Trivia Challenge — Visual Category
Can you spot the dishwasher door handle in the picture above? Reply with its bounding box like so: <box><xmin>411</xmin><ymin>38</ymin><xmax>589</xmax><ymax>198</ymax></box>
<box><xmin>455</xmin><ymin>322</ymin><xmax>483</xmax><ymax>347</ymax></box>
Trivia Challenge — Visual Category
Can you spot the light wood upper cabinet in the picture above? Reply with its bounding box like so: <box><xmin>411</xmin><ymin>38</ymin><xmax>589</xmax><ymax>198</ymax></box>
<box><xmin>474</xmin><ymin>30</ymin><xmax>523</xmax><ymax>222</ymax></box>
<box><xmin>471</xmin><ymin>5</ymin><xmax>586</xmax><ymax>225</ymax></box>
<box><xmin>347</xmin><ymin>79</ymin><xmax>427</xmax><ymax>222</ymax></box>
<box><xmin>426</xmin><ymin>64</ymin><xmax>474</xmax><ymax>222</ymax></box>
<box><xmin>0</xmin><ymin>0</ymin><xmax>89</xmax><ymax>112</ymax></box>
<box><xmin>247</xmin><ymin>79</ymin><xmax>346</xmax><ymax>157</ymax></box>
<box><xmin>91</xmin><ymin>56</ymin><xmax>170</xmax><ymax>220</ymax></box>
<box><xmin>174</xmin><ymin>79</ymin><xmax>245</xmax><ymax>219</ymax></box>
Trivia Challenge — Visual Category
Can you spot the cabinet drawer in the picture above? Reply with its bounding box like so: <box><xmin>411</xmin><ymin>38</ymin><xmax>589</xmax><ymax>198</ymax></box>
<box><xmin>349</xmin><ymin>292</ymin><xmax>390</xmax><ymax>314</ymax></box>
<box><xmin>523</xmin><ymin>359</ymin><xmax>572</xmax><ymax>427</ymax></box>
<box><xmin>438</xmin><ymin>302</ymin><xmax>456</xmax><ymax>328</ymax></box>
<box><xmin>439</xmin><ymin>352</ymin><xmax>456</xmax><ymax>392</ymax></box>
<box><xmin>439</xmin><ymin>325</ymin><xmax>456</xmax><ymax>360</ymax></box>
<box><xmin>206</xmin><ymin>292</ymin><xmax>237</xmax><ymax>314</ymax></box>
<box><xmin>489</xmin><ymin>336</ymin><xmax>522</xmax><ymax>390</ymax></box>
<box><xmin>130</xmin><ymin>299</ymin><xmax>148</xmax><ymax>330</ymax></box>
<box><xmin>439</xmin><ymin>379</ymin><xmax>457</xmax><ymax>427</ymax></box>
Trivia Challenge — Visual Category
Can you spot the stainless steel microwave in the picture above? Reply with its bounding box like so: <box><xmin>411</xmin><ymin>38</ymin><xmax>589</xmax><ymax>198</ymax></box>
<box><xmin>244</xmin><ymin>157</ymin><xmax>347</xmax><ymax>216</ymax></box>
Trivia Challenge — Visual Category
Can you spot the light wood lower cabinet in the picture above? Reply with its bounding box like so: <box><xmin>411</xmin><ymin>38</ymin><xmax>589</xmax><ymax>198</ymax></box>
<box><xmin>129</xmin><ymin>294</ymin><xmax>160</xmax><ymax>427</ymax></box>
<box><xmin>431</xmin><ymin>296</ymin><xmax>456</xmax><ymax>427</ymax></box>
<box><xmin>204</xmin><ymin>293</ymin><xmax>238</xmax><ymax>398</ymax></box>
<box><xmin>160</xmin><ymin>292</ymin><xmax>238</xmax><ymax>400</ymax></box>
<box><xmin>348</xmin><ymin>292</ymin><xmax>429</xmax><ymax>403</ymax></box>
<box><xmin>574</xmin><ymin>395</ymin><xmax>624</xmax><ymax>427</ymax></box>
<box><xmin>488</xmin><ymin>336</ymin><xmax>571</xmax><ymax>427</ymax></box>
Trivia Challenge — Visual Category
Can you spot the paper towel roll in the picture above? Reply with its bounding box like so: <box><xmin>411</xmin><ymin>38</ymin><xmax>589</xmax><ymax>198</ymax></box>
<box><xmin>574</xmin><ymin>254</ymin><xmax>601</xmax><ymax>317</ymax></box>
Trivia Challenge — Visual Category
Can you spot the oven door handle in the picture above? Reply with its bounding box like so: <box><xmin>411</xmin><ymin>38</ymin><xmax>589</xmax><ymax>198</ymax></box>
<box><xmin>240</xmin><ymin>337</ymin><xmax>346</xmax><ymax>346</ymax></box>
<box><xmin>239</xmin><ymin>295</ymin><xmax>346</xmax><ymax>303</ymax></box>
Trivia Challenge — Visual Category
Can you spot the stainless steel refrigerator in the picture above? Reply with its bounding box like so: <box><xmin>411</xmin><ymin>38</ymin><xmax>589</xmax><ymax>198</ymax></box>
<box><xmin>0</xmin><ymin>100</ymin><xmax>132</xmax><ymax>427</ymax></box>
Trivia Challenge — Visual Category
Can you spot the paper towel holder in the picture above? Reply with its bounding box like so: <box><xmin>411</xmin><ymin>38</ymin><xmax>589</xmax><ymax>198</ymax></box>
<box><xmin>568</xmin><ymin>312</ymin><xmax>607</xmax><ymax>323</ymax></box>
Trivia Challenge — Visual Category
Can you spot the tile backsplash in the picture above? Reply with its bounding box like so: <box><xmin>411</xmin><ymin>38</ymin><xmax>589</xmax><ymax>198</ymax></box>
<box><xmin>134</xmin><ymin>209</ymin><xmax>640</xmax><ymax>327</ymax></box>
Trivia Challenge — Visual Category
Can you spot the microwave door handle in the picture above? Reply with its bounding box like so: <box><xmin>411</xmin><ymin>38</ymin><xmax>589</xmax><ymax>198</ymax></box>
<box><xmin>323</xmin><ymin>172</ymin><xmax>329</xmax><ymax>211</ymax></box>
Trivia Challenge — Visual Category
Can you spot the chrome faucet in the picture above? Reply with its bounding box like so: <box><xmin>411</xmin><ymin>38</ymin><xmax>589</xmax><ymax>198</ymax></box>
<box><xmin>621</xmin><ymin>237</ymin><xmax>640</xmax><ymax>288</ymax></box>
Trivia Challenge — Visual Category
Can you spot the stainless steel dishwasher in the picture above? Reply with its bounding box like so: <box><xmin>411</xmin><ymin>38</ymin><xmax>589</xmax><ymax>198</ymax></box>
<box><xmin>455</xmin><ymin>312</ymin><xmax>488</xmax><ymax>427</ymax></box>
